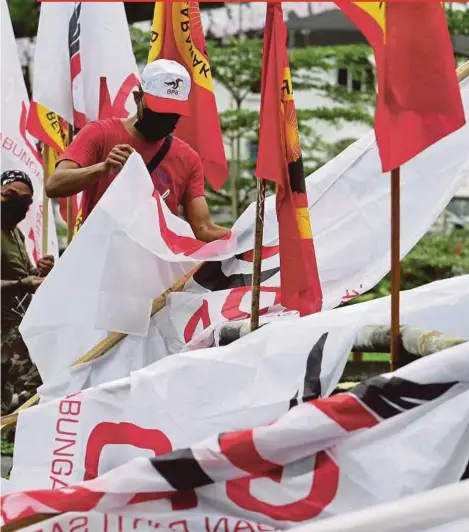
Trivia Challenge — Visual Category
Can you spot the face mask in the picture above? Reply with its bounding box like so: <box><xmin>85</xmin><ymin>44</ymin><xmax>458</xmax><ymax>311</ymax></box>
<box><xmin>134</xmin><ymin>108</ymin><xmax>180</xmax><ymax>141</ymax></box>
<box><xmin>1</xmin><ymin>196</ymin><xmax>30</xmax><ymax>228</ymax></box>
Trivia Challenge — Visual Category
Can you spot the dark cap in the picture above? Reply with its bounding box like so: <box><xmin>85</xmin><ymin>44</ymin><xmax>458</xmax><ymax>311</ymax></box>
<box><xmin>1</xmin><ymin>170</ymin><xmax>34</xmax><ymax>194</ymax></box>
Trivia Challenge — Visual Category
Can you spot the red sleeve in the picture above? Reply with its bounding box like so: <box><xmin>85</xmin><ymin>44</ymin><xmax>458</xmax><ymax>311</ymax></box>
<box><xmin>183</xmin><ymin>155</ymin><xmax>205</xmax><ymax>204</ymax></box>
<box><xmin>58</xmin><ymin>121</ymin><xmax>103</xmax><ymax>168</ymax></box>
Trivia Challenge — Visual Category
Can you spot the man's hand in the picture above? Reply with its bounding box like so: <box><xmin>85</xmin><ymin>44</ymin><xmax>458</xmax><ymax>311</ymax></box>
<box><xmin>102</xmin><ymin>145</ymin><xmax>134</xmax><ymax>174</ymax></box>
<box><xmin>20</xmin><ymin>276</ymin><xmax>44</xmax><ymax>292</ymax></box>
<box><xmin>37</xmin><ymin>255</ymin><xmax>55</xmax><ymax>277</ymax></box>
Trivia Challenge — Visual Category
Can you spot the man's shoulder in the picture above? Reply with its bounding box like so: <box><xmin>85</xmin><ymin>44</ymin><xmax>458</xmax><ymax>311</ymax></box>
<box><xmin>81</xmin><ymin>118</ymin><xmax>122</xmax><ymax>133</ymax></box>
<box><xmin>169</xmin><ymin>135</ymin><xmax>200</xmax><ymax>163</ymax></box>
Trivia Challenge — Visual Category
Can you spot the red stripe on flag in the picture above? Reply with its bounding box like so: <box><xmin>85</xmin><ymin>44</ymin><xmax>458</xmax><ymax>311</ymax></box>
<box><xmin>312</xmin><ymin>393</ymin><xmax>379</xmax><ymax>431</ymax></box>
<box><xmin>154</xmin><ymin>192</ymin><xmax>231</xmax><ymax>257</ymax></box>
<box><xmin>219</xmin><ymin>429</ymin><xmax>282</xmax><ymax>482</ymax></box>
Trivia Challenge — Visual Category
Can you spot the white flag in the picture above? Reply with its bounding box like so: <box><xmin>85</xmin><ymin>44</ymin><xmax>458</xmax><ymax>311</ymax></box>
<box><xmin>0</xmin><ymin>0</ymin><xmax>58</xmax><ymax>259</ymax></box>
<box><xmin>9</xmin><ymin>275</ymin><xmax>469</xmax><ymax>493</ymax></box>
<box><xmin>32</xmin><ymin>1</ymin><xmax>139</xmax><ymax>126</ymax></box>
<box><xmin>4</xmin><ymin>344</ymin><xmax>469</xmax><ymax>530</ymax></box>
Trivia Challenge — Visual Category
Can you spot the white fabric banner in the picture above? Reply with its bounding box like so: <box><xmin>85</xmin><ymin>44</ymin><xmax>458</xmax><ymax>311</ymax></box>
<box><xmin>10</xmin><ymin>306</ymin><xmax>361</xmax><ymax>491</ymax></box>
<box><xmin>38</xmin><ymin>274</ymin><xmax>469</xmax><ymax>403</ymax></box>
<box><xmin>32</xmin><ymin>1</ymin><xmax>139</xmax><ymax>125</ymax></box>
<box><xmin>19</xmin><ymin>76</ymin><xmax>469</xmax><ymax>388</ymax></box>
<box><xmin>5</xmin><ymin>344</ymin><xmax>469</xmax><ymax>530</ymax></box>
<box><xmin>288</xmin><ymin>479</ymin><xmax>469</xmax><ymax>532</ymax></box>
<box><xmin>0</xmin><ymin>0</ymin><xmax>58</xmax><ymax>259</ymax></box>
<box><xmin>10</xmin><ymin>275</ymin><xmax>469</xmax><ymax>494</ymax></box>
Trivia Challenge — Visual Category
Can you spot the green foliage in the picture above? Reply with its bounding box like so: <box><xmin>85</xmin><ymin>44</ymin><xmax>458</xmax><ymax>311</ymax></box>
<box><xmin>349</xmin><ymin>230</ymin><xmax>469</xmax><ymax>305</ymax></box>
<box><xmin>1</xmin><ymin>437</ymin><xmax>14</xmax><ymax>457</ymax></box>
<box><xmin>7</xmin><ymin>0</ymin><xmax>38</xmax><ymax>37</ymax></box>
<box><xmin>445</xmin><ymin>2</ymin><xmax>469</xmax><ymax>35</ymax></box>
<box><xmin>130</xmin><ymin>26</ymin><xmax>151</xmax><ymax>65</ymax></box>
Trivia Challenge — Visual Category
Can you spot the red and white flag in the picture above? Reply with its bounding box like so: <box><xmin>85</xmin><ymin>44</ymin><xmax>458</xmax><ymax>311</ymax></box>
<box><xmin>3</xmin><ymin>344</ymin><xmax>469</xmax><ymax>529</ymax></box>
<box><xmin>30</xmin><ymin>2</ymin><xmax>139</xmax><ymax>233</ymax></box>
<box><xmin>32</xmin><ymin>1</ymin><xmax>139</xmax><ymax>127</ymax></box>
<box><xmin>0</xmin><ymin>0</ymin><xmax>58</xmax><ymax>259</ymax></box>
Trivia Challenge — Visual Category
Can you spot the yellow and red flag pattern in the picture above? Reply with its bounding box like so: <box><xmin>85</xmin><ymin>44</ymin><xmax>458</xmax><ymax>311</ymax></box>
<box><xmin>335</xmin><ymin>1</ymin><xmax>465</xmax><ymax>172</ymax></box>
<box><xmin>26</xmin><ymin>102</ymin><xmax>68</xmax><ymax>155</ymax></box>
<box><xmin>148</xmin><ymin>2</ymin><xmax>228</xmax><ymax>190</ymax></box>
<box><xmin>26</xmin><ymin>103</ymin><xmax>82</xmax><ymax>233</ymax></box>
<box><xmin>256</xmin><ymin>2</ymin><xmax>322</xmax><ymax>317</ymax></box>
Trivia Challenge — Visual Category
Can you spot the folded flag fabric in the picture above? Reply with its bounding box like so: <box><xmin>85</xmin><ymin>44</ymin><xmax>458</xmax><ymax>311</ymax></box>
<box><xmin>3</xmin><ymin>343</ymin><xmax>469</xmax><ymax>529</ymax></box>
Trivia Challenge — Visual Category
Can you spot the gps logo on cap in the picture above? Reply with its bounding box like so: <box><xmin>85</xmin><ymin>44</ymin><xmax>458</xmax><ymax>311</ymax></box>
<box><xmin>165</xmin><ymin>78</ymin><xmax>183</xmax><ymax>95</ymax></box>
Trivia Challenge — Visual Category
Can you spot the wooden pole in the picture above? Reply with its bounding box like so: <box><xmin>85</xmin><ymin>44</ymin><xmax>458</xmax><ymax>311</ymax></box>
<box><xmin>0</xmin><ymin>263</ymin><xmax>203</xmax><ymax>431</ymax></box>
<box><xmin>389</xmin><ymin>61</ymin><xmax>468</xmax><ymax>372</ymax></box>
<box><xmin>67</xmin><ymin>124</ymin><xmax>75</xmax><ymax>243</ymax></box>
<box><xmin>250</xmin><ymin>178</ymin><xmax>266</xmax><ymax>331</ymax></box>
<box><xmin>41</xmin><ymin>145</ymin><xmax>50</xmax><ymax>256</ymax></box>
<box><xmin>66</xmin><ymin>196</ymin><xmax>74</xmax><ymax>243</ymax></box>
<box><xmin>390</xmin><ymin>167</ymin><xmax>401</xmax><ymax>371</ymax></box>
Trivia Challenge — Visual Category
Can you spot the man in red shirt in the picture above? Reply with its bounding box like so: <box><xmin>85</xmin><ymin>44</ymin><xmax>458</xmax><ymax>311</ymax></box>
<box><xmin>46</xmin><ymin>59</ymin><xmax>229</xmax><ymax>243</ymax></box>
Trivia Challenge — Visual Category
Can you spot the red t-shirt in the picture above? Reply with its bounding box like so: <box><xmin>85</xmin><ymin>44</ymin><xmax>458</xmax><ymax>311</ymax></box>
<box><xmin>60</xmin><ymin>118</ymin><xmax>205</xmax><ymax>221</ymax></box>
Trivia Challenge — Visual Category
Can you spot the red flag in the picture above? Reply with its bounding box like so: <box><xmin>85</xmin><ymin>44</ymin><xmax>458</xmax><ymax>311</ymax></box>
<box><xmin>335</xmin><ymin>2</ymin><xmax>465</xmax><ymax>172</ymax></box>
<box><xmin>148</xmin><ymin>2</ymin><xmax>228</xmax><ymax>190</ymax></box>
<box><xmin>256</xmin><ymin>3</ymin><xmax>322</xmax><ymax>317</ymax></box>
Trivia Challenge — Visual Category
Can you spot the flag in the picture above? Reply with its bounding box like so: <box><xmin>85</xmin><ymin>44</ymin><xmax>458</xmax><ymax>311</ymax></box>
<box><xmin>32</xmin><ymin>2</ymin><xmax>139</xmax><ymax>127</ymax></box>
<box><xmin>0</xmin><ymin>0</ymin><xmax>58</xmax><ymax>259</ymax></box>
<box><xmin>148</xmin><ymin>2</ymin><xmax>228</xmax><ymax>190</ymax></box>
<box><xmin>31</xmin><ymin>2</ymin><xmax>139</xmax><ymax>233</ymax></box>
<box><xmin>26</xmin><ymin>103</ymin><xmax>68</xmax><ymax>154</ymax></box>
<box><xmin>256</xmin><ymin>3</ymin><xmax>322</xmax><ymax>316</ymax></box>
<box><xmin>17</xmin><ymin>76</ymin><xmax>469</xmax><ymax>389</ymax></box>
<box><xmin>335</xmin><ymin>1</ymin><xmax>465</xmax><ymax>171</ymax></box>
<box><xmin>4</xmin><ymin>343</ymin><xmax>469</xmax><ymax>528</ymax></box>
<box><xmin>25</xmin><ymin>103</ymin><xmax>83</xmax><ymax>235</ymax></box>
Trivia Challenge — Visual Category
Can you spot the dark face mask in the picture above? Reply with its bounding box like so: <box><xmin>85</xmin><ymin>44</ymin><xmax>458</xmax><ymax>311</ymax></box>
<box><xmin>134</xmin><ymin>107</ymin><xmax>180</xmax><ymax>141</ymax></box>
<box><xmin>1</xmin><ymin>196</ymin><xmax>30</xmax><ymax>228</ymax></box>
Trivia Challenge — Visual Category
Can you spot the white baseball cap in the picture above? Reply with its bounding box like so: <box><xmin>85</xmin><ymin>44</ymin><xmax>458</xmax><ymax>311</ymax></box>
<box><xmin>141</xmin><ymin>59</ymin><xmax>191</xmax><ymax>116</ymax></box>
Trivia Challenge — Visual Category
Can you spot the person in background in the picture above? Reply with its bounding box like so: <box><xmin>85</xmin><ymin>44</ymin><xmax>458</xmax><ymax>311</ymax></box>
<box><xmin>1</xmin><ymin>170</ymin><xmax>54</xmax><ymax>415</ymax></box>
<box><xmin>46</xmin><ymin>59</ymin><xmax>229</xmax><ymax>243</ymax></box>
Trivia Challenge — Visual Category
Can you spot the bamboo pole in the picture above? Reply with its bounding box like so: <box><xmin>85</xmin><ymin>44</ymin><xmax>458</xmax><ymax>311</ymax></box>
<box><xmin>0</xmin><ymin>263</ymin><xmax>203</xmax><ymax>431</ymax></box>
<box><xmin>457</xmin><ymin>60</ymin><xmax>469</xmax><ymax>82</ymax></box>
<box><xmin>41</xmin><ymin>145</ymin><xmax>50</xmax><ymax>256</ymax></box>
<box><xmin>250</xmin><ymin>178</ymin><xmax>266</xmax><ymax>331</ymax></box>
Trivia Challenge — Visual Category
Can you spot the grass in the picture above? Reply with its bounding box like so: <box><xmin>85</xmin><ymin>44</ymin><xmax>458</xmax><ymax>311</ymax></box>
<box><xmin>348</xmin><ymin>352</ymin><xmax>389</xmax><ymax>362</ymax></box>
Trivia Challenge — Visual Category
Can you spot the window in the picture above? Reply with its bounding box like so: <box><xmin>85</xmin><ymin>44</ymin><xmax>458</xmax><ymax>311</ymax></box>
<box><xmin>248</xmin><ymin>139</ymin><xmax>258</xmax><ymax>162</ymax></box>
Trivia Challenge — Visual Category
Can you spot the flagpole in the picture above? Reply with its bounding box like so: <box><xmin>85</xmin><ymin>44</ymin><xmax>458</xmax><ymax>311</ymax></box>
<box><xmin>41</xmin><ymin>145</ymin><xmax>50</xmax><ymax>256</ymax></box>
<box><xmin>67</xmin><ymin>124</ymin><xmax>74</xmax><ymax>244</ymax></box>
<box><xmin>250</xmin><ymin>178</ymin><xmax>266</xmax><ymax>331</ymax></box>
<box><xmin>390</xmin><ymin>61</ymin><xmax>469</xmax><ymax>372</ymax></box>
<box><xmin>390</xmin><ymin>167</ymin><xmax>401</xmax><ymax>371</ymax></box>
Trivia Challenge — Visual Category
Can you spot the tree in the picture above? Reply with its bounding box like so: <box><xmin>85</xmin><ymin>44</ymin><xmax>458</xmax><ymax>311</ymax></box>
<box><xmin>347</xmin><ymin>229</ymin><xmax>469</xmax><ymax>306</ymax></box>
<box><xmin>445</xmin><ymin>2</ymin><xmax>469</xmax><ymax>36</ymax></box>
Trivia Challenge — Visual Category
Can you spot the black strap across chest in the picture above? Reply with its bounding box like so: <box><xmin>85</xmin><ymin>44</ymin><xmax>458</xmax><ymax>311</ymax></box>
<box><xmin>145</xmin><ymin>135</ymin><xmax>173</xmax><ymax>175</ymax></box>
